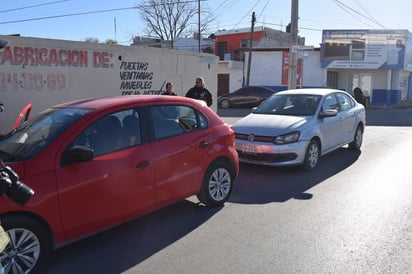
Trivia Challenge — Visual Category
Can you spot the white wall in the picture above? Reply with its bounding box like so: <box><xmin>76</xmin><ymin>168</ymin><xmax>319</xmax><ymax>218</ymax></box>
<box><xmin>0</xmin><ymin>35</ymin><xmax>218</xmax><ymax>134</ymax></box>
<box><xmin>248</xmin><ymin>52</ymin><xmax>283</xmax><ymax>86</ymax></box>
<box><xmin>246</xmin><ymin>50</ymin><xmax>326</xmax><ymax>88</ymax></box>
<box><xmin>217</xmin><ymin>60</ymin><xmax>244</xmax><ymax>93</ymax></box>
<box><xmin>301</xmin><ymin>51</ymin><xmax>325</xmax><ymax>87</ymax></box>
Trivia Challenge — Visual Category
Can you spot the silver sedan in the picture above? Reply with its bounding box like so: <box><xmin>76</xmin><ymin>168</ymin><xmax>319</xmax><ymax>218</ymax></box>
<box><xmin>232</xmin><ymin>88</ymin><xmax>366</xmax><ymax>170</ymax></box>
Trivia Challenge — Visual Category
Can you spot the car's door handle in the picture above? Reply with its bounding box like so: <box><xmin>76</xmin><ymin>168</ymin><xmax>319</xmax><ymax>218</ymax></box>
<box><xmin>136</xmin><ymin>160</ymin><xmax>152</xmax><ymax>169</ymax></box>
<box><xmin>199</xmin><ymin>141</ymin><xmax>209</xmax><ymax>148</ymax></box>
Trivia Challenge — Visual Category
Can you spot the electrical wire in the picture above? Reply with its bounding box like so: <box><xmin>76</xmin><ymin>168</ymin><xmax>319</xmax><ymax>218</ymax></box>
<box><xmin>0</xmin><ymin>0</ymin><xmax>69</xmax><ymax>13</ymax></box>
<box><xmin>333</xmin><ymin>0</ymin><xmax>386</xmax><ymax>29</ymax></box>
<box><xmin>0</xmin><ymin>7</ymin><xmax>137</xmax><ymax>25</ymax></box>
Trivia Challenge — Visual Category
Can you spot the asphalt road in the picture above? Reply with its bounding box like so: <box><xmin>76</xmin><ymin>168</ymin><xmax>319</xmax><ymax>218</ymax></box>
<box><xmin>43</xmin><ymin>107</ymin><xmax>412</xmax><ymax>274</ymax></box>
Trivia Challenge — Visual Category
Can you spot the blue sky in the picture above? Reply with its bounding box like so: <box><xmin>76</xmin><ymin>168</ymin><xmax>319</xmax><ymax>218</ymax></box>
<box><xmin>1</xmin><ymin>0</ymin><xmax>411</xmax><ymax>46</ymax></box>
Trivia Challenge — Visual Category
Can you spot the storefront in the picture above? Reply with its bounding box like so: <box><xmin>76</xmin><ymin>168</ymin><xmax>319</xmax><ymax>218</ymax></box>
<box><xmin>321</xmin><ymin>29</ymin><xmax>412</xmax><ymax>105</ymax></box>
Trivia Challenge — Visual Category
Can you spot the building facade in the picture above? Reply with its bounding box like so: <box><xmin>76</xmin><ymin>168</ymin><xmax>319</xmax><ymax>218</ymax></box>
<box><xmin>214</xmin><ymin>26</ymin><xmax>305</xmax><ymax>95</ymax></box>
<box><xmin>0</xmin><ymin>35</ymin><xmax>218</xmax><ymax>133</ymax></box>
<box><xmin>320</xmin><ymin>29</ymin><xmax>412</xmax><ymax>105</ymax></box>
<box><xmin>218</xmin><ymin>28</ymin><xmax>412</xmax><ymax>106</ymax></box>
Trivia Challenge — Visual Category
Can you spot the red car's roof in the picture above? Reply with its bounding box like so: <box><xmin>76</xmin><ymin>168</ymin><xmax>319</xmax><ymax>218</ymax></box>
<box><xmin>54</xmin><ymin>95</ymin><xmax>207</xmax><ymax>110</ymax></box>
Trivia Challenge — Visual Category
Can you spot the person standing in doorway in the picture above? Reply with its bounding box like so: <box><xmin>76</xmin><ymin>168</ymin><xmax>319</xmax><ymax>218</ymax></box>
<box><xmin>353</xmin><ymin>87</ymin><xmax>366</xmax><ymax>107</ymax></box>
<box><xmin>185</xmin><ymin>77</ymin><xmax>213</xmax><ymax>106</ymax></box>
<box><xmin>162</xmin><ymin>82</ymin><xmax>177</xmax><ymax>96</ymax></box>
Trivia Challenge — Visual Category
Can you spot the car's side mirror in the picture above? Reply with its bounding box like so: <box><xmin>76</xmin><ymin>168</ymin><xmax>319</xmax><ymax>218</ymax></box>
<box><xmin>61</xmin><ymin>145</ymin><xmax>94</xmax><ymax>166</ymax></box>
<box><xmin>318</xmin><ymin>109</ymin><xmax>338</xmax><ymax>119</ymax></box>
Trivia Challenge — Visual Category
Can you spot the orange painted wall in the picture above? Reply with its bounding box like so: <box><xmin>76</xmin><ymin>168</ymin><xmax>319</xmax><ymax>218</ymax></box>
<box><xmin>215</xmin><ymin>31</ymin><xmax>265</xmax><ymax>57</ymax></box>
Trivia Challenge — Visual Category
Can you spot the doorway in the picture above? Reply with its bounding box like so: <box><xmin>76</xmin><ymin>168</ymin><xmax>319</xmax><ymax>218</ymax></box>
<box><xmin>350</xmin><ymin>73</ymin><xmax>372</xmax><ymax>98</ymax></box>
<box><xmin>217</xmin><ymin>74</ymin><xmax>230</xmax><ymax>97</ymax></box>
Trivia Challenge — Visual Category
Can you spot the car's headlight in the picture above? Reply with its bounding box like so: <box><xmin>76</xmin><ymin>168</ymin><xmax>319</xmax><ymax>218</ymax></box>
<box><xmin>273</xmin><ymin>131</ymin><xmax>300</xmax><ymax>144</ymax></box>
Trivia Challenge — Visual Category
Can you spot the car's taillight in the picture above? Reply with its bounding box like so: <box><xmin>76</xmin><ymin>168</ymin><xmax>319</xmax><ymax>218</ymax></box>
<box><xmin>229</xmin><ymin>127</ymin><xmax>236</xmax><ymax>145</ymax></box>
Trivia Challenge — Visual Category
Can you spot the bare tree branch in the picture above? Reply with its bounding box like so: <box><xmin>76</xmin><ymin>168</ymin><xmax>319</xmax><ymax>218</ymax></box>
<box><xmin>137</xmin><ymin>0</ymin><xmax>211</xmax><ymax>47</ymax></box>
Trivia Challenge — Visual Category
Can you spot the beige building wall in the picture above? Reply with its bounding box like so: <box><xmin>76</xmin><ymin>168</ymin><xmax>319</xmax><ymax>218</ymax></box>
<box><xmin>0</xmin><ymin>35</ymin><xmax>218</xmax><ymax>133</ymax></box>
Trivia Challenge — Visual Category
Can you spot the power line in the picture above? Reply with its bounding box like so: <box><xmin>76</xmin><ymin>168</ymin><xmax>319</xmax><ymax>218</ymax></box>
<box><xmin>231</xmin><ymin>0</ymin><xmax>262</xmax><ymax>31</ymax></box>
<box><xmin>0</xmin><ymin>0</ymin><xmax>69</xmax><ymax>13</ymax></box>
<box><xmin>258</xmin><ymin>21</ymin><xmax>322</xmax><ymax>32</ymax></box>
<box><xmin>0</xmin><ymin>0</ymin><xmax>206</xmax><ymax>25</ymax></box>
<box><xmin>0</xmin><ymin>6</ymin><xmax>137</xmax><ymax>25</ymax></box>
<box><xmin>256</xmin><ymin>0</ymin><xmax>270</xmax><ymax>22</ymax></box>
<box><xmin>333</xmin><ymin>0</ymin><xmax>386</xmax><ymax>29</ymax></box>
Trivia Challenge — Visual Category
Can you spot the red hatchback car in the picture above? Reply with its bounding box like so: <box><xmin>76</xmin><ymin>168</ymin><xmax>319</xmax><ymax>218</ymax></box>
<box><xmin>0</xmin><ymin>95</ymin><xmax>239</xmax><ymax>273</ymax></box>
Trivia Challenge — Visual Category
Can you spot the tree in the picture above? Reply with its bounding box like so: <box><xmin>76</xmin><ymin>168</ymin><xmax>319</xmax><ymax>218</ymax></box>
<box><xmin>137</xmin><ymin>0</ymin><xmax>212</xmax><ymax>47</ymax></box>
<box><xmin>84</xmin><ymin>37</ymin><xmax>99</xmax><ymax>43</ymax></box>
<box><xmin>84</xmin><ymin>38</ymin><xmax>118</xmax><ymax>45</ymax></box>
<box><xmin>105</xmin><ymin>39</ymin><xmax>118</xmax><ymax>45</ymax></box>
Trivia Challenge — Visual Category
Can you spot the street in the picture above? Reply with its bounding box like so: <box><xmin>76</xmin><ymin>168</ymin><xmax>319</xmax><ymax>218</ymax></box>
<box><xmin>44</xmin><ymin>107</ymin><xmax>412</xmax><ymax>274</ymax></box>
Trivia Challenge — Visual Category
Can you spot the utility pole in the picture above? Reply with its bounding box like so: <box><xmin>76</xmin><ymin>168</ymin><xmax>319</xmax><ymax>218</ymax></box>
<box><xmin>198</xmin><ymin>0</ymin><xmax>201</xmax><ymax>53</ymax></box>
<box><xmin>246</xmin><ymin>12</ymin><xmax>256</xmax><ymax>87</ymax></box>
<box><xmin>288</xmin><ymin>0</ymin><xmax>299</xmax><ymax>89</ymax></box>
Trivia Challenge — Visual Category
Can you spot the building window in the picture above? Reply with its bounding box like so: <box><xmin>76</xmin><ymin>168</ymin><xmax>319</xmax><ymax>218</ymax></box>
<box><xmin>241</xmin><ymin>39</ymin><xmax>250</xmax><ymax>49</ymax></box>
<box><xmin>351</xmin><ymin>39</ymin><xmax>365</xmax><ymax>61</ymax></box>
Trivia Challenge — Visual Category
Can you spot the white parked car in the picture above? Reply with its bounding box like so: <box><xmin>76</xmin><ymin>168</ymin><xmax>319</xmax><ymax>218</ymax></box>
<box><xmin>232</xmin><ymin>88</ymin><xmax>366</xmax><ymax>170</ymax></box>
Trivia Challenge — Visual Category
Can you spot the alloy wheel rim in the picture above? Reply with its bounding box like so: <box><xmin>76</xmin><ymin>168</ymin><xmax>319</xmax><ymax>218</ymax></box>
<box><xmin>356</xmin><ymin>128</ymin><xmax>363</xmax><ymax>147</ymax></box>
<box><xmin>308</xmin><ymin>144</ymin><xmax>319</xmax><ymax>168</ymax></box>
<box><xmin>209</xmin><ymin>168</ymin><xmax>231</xmax><ymax>201</ymax></box>
<box><xmin>1</xmin><ymin>228</ymin><xmax>40</xmax><ymax>274</ymax></box>
<box><xmin>221</xmin><ymin>100</ymin><xmax>229</xmax><ymax>108</ymax></box>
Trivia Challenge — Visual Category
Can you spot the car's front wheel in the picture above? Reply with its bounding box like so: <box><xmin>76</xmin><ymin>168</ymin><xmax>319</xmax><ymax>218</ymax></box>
<box><xmin>302</xmin><ymin>139</ymin><xmax>320</xmax><ymax>171</ymax></box>
<box><xmin>349</xmin><ymin>125</ymin><xmax>363</xmax><ymax>150</ymax></box>
<box><xmin>220</xmin><ymin>99</ymin><xmax>231</xmax><ymax>109</ymax></box>
<box><xmin>0</xmin><ymin>215</ymin><xmax>50</xmax><ymax>274</ymax></box>
<box><xmin>197</xmin><ymin>160</ymin><xmax>234</xmax><ymax>207</ymax></box>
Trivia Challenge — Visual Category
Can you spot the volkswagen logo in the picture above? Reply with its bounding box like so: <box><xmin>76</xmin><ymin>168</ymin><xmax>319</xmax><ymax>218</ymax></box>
<box><xmin>248</xmin><ymin>134</ymin><xmax>255</xmax><ymax>142</ymax></box>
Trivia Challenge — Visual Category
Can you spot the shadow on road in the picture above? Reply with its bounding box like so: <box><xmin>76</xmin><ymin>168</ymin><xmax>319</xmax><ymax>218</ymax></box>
<box><xmin>45</xmin><ymin>200</ymin><xmax>221</xmax><ymax>273</ymax></box>
<box><xmin>229</xmin><ymin>147</ymin><xmax>361</xmax><ymax>204</ymax></box>
<box><xmin>43</xmin><ymin>107</ymin><xmax>407</xmax><ymax>273</ymax></box>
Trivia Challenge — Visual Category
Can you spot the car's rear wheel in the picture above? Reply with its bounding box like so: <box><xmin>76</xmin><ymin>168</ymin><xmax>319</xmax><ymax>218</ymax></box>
<box><xmin>302</xmin><ymin>139</ymin><xmax>320</xmax><ymax>171</ymax></box>
<box><xmin>220</xmin><ymin>99</ymin><xmax>231</xmax><ymax>109</ymax></box>
<box><xmin>349</xmin><ymin>125</ymin><xmax>363</xmax><ymax>150</ymax></box>
<box><xmin>0</xmin><ymin>215</ymin><xmax>50</xmax><ymax>274</ymax></box>
<box><xmin>197</xmin><ymin>160</ymin><xmax>234</xmax><ymax>207</ymax></box>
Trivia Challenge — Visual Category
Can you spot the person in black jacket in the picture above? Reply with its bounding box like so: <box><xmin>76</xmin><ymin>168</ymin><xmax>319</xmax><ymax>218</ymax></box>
<box><xmin>353</xmin><ymin>87</ymin><xmax>366</xmax><ymax>107</ymax></box>
<box><xmin>162</xmin><ymin>82</ymin><xmax>177</xmax><ymax>96</ymax></box>
<box><xmin>185</xmin><ymin>77</ymin><xmax>212</xmax><ymax>106</ymax></box>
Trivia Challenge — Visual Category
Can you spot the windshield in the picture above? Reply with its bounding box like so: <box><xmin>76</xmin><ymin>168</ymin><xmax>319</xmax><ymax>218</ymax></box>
<box><xmin>254</xmin><ymin>94</ymin><xmax>322</xmax><ymax>116</ymax></box>
<box><xmin>0</xmin><ymin>107</ymin><xmax>90</xmax><ymax>161</ymax></box>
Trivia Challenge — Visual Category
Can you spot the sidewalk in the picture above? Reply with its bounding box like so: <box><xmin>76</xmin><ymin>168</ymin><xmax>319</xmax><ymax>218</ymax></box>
<box><xmin>367</xmin><ymin>101</ymin><xmax>412</xmax><ymax>109</ymax></box>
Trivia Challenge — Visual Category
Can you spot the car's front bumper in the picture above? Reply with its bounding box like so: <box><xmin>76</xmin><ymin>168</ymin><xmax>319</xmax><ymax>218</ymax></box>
<box><xmin>235</xmin><ymin>139</ymin><xmax>309</xmax><ymax>167</ymax></box>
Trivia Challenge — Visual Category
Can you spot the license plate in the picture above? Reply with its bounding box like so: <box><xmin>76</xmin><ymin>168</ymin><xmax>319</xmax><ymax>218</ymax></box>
<box><xmin>236</xmin><ymin>143</ymin><xmax>257</xmax><ymax>154</ymax></box>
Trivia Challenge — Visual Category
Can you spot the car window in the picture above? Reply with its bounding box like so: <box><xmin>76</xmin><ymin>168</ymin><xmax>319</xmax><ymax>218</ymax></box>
<box><xmin>150</xmin><ymin>105</ymin><xmax>205</xmax><ymax>140</ymax></box>
<box><xmin>336</xmin><ymin>93</ymin><xmax>354</xmax><ymax>111</ymax></box>
<box><xmin>262</xmin><ymin>90</ymin><xmax>274</xmax><ymax>96</ymax></box>
<box><xmin>322</xmin><ymin>94</ymin><xmax>339</xmax><ymax>111</ymax></box>
<box><xmin>69</xmin><ymin>109</ymin><xmax>142</xmax><ymax>156</ymax></box>
<box><xmin>236</xmin><ymin>89</ymin><xmax>246</xmax><ymax>95</ymax></box>
<box><xmin>256</xmin><ymin>94</ymin><xmax>321</xmax><ymax>116</ymax></box>
<box><xmin>0</xmin><ymin>107</ymin><xmax>89</xmax><ymax>161</ymax></box>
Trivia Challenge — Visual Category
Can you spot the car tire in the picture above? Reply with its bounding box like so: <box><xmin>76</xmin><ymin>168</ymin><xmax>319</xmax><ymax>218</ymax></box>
<box><xmin>349</xmin><ymin>125</ymin><xmax>363</xmax><ymax>150</ymax></box>
<box><xmin>220</xmin><ymin>99</ymin><xmax>231</xmax><ymax>109</ymax></box>
<box><xmin>1</xmin><ymin>215</ymin><xmax>50</xmax><ymax>274</ymax></box>
<box><xmin>197</xmin><ymin>160</ymin><xmax>234</xmax><ymax>207</ymax></box>
<box><xmin>302</xmin><ymin>139</ymin><xmax>320</xmax><ymax>171</ymax></box>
